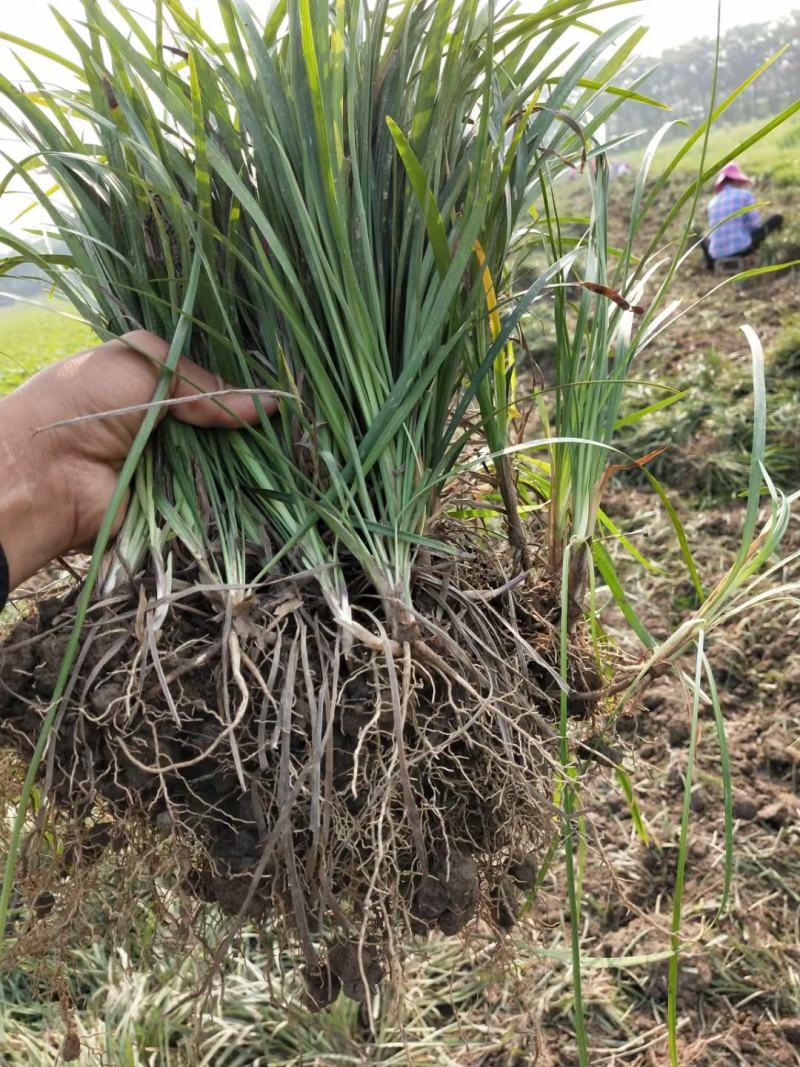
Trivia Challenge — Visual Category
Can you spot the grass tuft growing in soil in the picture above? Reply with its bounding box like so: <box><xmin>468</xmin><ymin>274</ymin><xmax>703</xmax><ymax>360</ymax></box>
<box><xmin>0</xmin><ymin>1</ymin><xmax>657</xmax><ymax>1017</ymax></box>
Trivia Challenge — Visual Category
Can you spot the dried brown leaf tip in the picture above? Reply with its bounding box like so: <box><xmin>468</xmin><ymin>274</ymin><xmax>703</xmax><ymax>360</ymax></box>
<box><xmin>606</xmin><ymin>445</ymin><xmax>668</xmax><ymax>479</ymax></box>
<box><xmin>579</xmin><ymin>281</ymin><xmax>645</xmax><ymax>315</ymax></box>
<box><xmin>507</xmin><ymin>105</ymin><xmax>588</xmax><ymax>173</ymax></box>
<box><xmin>101</xmin><ymin>76</ymin><xmax>118</xmax><ymax>111</ymax></box>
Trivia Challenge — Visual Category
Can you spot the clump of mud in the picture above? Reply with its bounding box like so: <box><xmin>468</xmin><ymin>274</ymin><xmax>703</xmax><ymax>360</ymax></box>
<box><xmin>0</xmin><ymin>543</ymin><xmax>602</xmax><ymax>1003</ymax></box>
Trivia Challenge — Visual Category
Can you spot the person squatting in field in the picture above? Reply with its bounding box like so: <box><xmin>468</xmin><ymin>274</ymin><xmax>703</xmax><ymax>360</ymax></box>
<box><xmin>700</xmin><ymin>162</ymin><xmax>784</xmax><ymax>270</ymax></box>
<box><xmin>0</xmin><ymin>331</ymin><xmax>271</xmax><ymax>612</ymax></box>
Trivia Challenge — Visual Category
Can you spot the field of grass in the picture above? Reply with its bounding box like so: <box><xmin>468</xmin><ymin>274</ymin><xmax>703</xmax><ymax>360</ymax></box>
<box><xmin>0</xmin><ymin>301</ymin><xmax>97</xmax><ymax>396</ymax></box>
<box><xmin>615</xmin><ymin>113</ymin><xmax>800</xmax><ymax>186</ymax></box>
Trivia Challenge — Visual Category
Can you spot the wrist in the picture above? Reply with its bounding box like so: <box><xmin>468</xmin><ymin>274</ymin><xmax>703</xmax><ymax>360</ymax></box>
<box><xmin>0</xmin><ymin>391</ymin><xmax>70</xmax><ymax>591</ymax></box>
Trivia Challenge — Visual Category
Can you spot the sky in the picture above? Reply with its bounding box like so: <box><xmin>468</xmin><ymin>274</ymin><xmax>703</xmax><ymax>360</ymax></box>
<box><xmin>0</xmin><ymin>0</ymin><xmax>798</xmax><ymax>69</ymax></box>
<box><xmin>0</xmin><ymin>0</ymin><xmax>797</xmax><ymax>232</ymax></box>
<box><xmin>597</xmin><ymin>0</ymin><xmax>797</xmax><ymax>50</ymax></box>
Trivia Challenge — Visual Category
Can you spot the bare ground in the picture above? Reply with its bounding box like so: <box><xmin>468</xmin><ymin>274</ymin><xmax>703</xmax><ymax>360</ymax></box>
<box><xmin>507</xmin><ymin>176</ymin><xmax>800</xmax><ymax>1066</ymax></box>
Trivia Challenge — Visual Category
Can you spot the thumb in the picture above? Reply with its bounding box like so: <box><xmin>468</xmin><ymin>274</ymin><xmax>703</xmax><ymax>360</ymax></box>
<box><xmin>116</xmin><ymin>331</ymin><xmax>276</xmax><ymax>429</ymax></box>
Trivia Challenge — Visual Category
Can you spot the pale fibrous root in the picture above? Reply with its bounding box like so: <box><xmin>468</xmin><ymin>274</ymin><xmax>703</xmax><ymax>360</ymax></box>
<box><xmin>0</xmin><ymin>542</ymin><xmax>604</xmax><ymax>1005</ymax></box>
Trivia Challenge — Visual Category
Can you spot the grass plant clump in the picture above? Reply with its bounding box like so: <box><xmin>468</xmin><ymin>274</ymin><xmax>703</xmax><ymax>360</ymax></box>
<box><xmin>0</xmin><ymin>0</ymin><xmax>648</xmax><ymax>993</ymax></box>
<box><xmin>0</xmin><ymin>0</ymin><xmax>797</xmax><ymax>1046</ymax></box>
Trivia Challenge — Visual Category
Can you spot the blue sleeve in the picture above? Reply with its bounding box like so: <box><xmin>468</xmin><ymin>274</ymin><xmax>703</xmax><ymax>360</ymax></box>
<box><xmin>0</xmin><ymin>543</ymin><xmax>7</xmax><ymax>612</ymax></box>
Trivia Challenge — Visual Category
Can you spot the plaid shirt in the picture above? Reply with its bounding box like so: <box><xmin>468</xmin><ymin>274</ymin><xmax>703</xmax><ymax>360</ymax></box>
<box><xmin>707</xmin><ymin>185</ymin><xmax>761</xmax><ymax>259</ymax></box>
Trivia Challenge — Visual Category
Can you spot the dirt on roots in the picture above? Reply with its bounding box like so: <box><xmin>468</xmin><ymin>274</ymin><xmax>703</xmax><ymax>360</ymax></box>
<box><xmin>0</xmin><ymin>534</ymin><xmax>605</xmax><ymax>1004</ymax></box>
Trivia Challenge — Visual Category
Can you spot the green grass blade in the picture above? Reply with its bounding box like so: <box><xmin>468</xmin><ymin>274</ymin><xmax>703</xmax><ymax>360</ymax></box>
<box><xmin>642</xmin><ymin>469</ymin><xmax>705</xmax><ymax>605</ymax></box>
<box><xmin>386</xmin><ymin>115</ymin><xmax>452</xmax><ymax>278</ymax></box>
<box><xmin>559</xmin><ymin>541</ymin><xmax>588</xmax><ymax>1067</ymax></box>
<box><xmin>667</xmin><ymin>634</ymin><xmax>705</xmax><ymax>1067</ymax></box>
<box><xmin>615</xmin><ymin>767</ymin><xmax>649</xmax><ymax>846</ymax></box>
<box><xmin>702</xmin><ymin>653</ymin><xmax>733</xmax><ymax>920</ymax></box>
<box><xmin>592</xmin><ymin>541</ymin><xmax>655</xmax><ymax>649</ymax></box>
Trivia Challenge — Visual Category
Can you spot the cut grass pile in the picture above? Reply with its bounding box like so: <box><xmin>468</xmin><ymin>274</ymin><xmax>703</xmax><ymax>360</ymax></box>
<box><xmin>618</xmin><ymin>339</ymin><xmax>800</xmax><ymax>501</ymax></box>
<box><xmin>771</xmin><ymin>313</ymin><xmax>800</xmax><ymax>376</ymax></box>
<box><xmin>0</xmin><ymin>922</ymin><xmax>552</xmax><ymax>1065</ymax></box>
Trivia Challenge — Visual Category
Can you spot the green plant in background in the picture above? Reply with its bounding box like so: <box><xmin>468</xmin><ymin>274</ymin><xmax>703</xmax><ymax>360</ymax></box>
<box><xmin>617</xmin><ymin>338</ymin><xmax>800</xmax><ymax>501</ymax></box>
<box><xmin>771</xmin><ymin>313</ymin><xmax>800</xmax><ymax>375</ymax></box>
<box><xmin>0</xmin><ymin>3</ymin><xmax>799</xmax><ymax>1066</ymax></box>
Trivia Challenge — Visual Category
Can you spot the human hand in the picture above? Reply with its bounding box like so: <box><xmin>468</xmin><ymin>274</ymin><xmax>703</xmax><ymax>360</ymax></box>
<box><xmin>0</xmin><ymin>329</ymin><xmax>274</xmax><ymax>591</ymax></box>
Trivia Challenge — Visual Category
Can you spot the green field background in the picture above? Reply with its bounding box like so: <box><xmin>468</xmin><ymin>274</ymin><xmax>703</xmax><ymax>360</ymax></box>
<box><xmin>0</xmin><ymin>302</ymin><xmax>96</xmax><ymax>396</ymax></box>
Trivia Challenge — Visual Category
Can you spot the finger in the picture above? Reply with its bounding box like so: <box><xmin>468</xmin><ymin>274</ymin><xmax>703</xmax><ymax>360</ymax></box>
<box><xmin>118</xmin><ymin>331</ymin><xmax>276</xmax><ymax>427</ymax></box>
<box><xmin>170</xmin><ymin>356</ymin><xmax>277</xmax><ymax>428</ymax></box>
<box><xmin>116</xmin><ymin>330</ymin><xmax>171</xmax><ymax>370</ymax></box>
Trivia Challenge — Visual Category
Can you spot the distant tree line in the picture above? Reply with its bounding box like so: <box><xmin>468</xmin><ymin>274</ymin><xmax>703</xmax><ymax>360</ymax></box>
<box><xmin>605</xmin><ymin>11</ymin><xmax>800</xmax><ymax>142</ymax></box>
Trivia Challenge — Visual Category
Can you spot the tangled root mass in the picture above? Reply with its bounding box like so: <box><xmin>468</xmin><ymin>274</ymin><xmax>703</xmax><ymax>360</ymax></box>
<box><xmin>0</xmin><ymin>548</ymin><xmax>598</xmax><ymax>1002</ymax></box>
